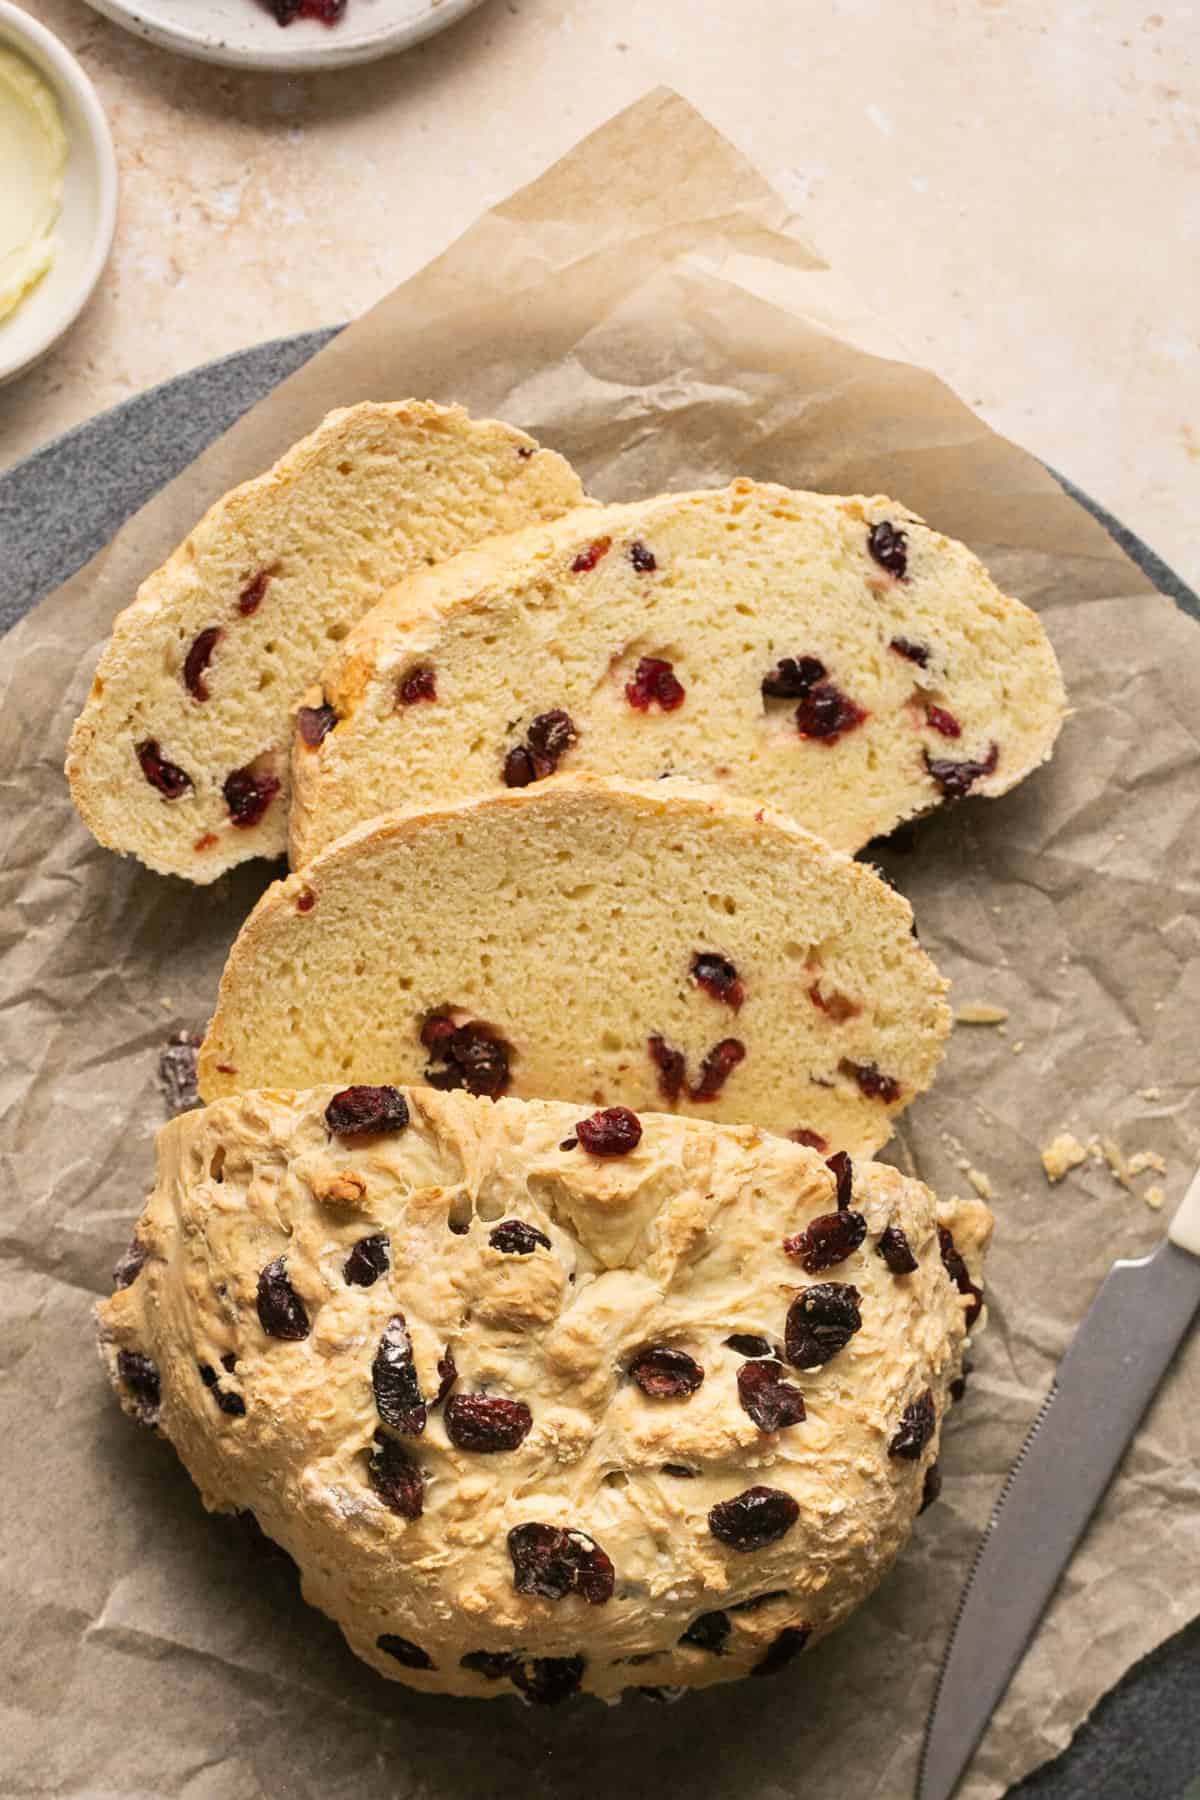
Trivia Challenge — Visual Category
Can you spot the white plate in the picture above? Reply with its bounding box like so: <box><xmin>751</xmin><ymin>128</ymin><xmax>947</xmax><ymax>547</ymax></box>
<box><xmin>0</xmin><ymin>4</ymin><xmax>117</xmax><ymax>385</ymax></box>
<box><xmin>79</xmin><ymin>0</ymin><xmax>488</xmax><ymax>71</ymax></box>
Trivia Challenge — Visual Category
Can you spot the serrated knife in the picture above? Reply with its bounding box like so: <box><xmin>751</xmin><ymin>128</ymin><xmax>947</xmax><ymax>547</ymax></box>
<box><xmin>918</xmin><ymin>1165</ymin><xmax>1200</xmax><ymax>1800</ymax></box>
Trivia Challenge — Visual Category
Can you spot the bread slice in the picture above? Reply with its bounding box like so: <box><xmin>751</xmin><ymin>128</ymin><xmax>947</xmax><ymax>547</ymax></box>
<box><xmin>65</xmin><ymin>402</ymin><xmax>585</xmax><ymax>882</ymax></box>
<box><xmin>199</xmin><ymin>775</ymin><xmax>952</xmax><ymax>1155</ymax></box>
<box><xmin>98</xmin><ymin>1081</ymin><xmax>990</xmax><ymax>1702</ymax></box>
<box><xmin>288</xmin><ymin>479</ymin><xmax>1065</xmax><ymax>867</ymax></box>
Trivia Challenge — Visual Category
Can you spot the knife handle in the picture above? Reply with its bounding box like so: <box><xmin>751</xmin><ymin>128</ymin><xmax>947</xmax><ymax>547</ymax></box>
<box><xmin>1168</xmin><ymin>1163</ymin><xmax>1200</xmax><ymax>1257</ymax></box>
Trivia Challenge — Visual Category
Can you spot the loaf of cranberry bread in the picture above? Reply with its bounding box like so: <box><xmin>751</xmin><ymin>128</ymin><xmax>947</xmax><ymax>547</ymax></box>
<box><xmin>199</xmin><ymin>775</ymin><xmax>951</xmax><ymax>1155</ymax></box>
<box><xmin>97</xmin><ymin>1083</ymin><xmax>990</xmax><ymax>1702</ymax></box>
<box><xmin>65</xmin><ymin>402</ymin><xmax>585</xmax><ymax>882</ymax></box>
<box><xmin>288</xmin><ymin>480</ymin><xmax>1065</xmax><ymax>866</ymax></box>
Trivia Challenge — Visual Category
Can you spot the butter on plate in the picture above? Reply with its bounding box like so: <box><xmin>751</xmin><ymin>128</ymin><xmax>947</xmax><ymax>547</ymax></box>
<box><xmin>0</xmin><ymin>46</ymin><xmax>67</xmax><ymax>324</ymax></box>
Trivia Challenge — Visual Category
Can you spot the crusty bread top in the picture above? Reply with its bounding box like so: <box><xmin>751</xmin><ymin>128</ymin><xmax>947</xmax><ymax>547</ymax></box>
<box><xmin>200</xmin><ymin>774</ymin><xmax>952</xmax><ymax>1155</ymax></box>
<box><xmin>65</xmin><ymin>401</ymin><xmax>585</xmax><ymax>882</ymax></box>
<box><xmin>289</xmin><ymin>479</ymin><xmax>1066</xmax><ymax>866</ymax></box>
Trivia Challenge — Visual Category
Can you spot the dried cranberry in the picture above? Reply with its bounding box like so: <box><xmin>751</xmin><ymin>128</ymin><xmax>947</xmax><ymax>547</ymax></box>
<box><xmin>183</xmin><ymin>627</ymin><xmax>221</xmax><ymax>701</ymax></box>
<box><xmin>421</xmin><ymin>1015</ymin><xmax>513</xmax><ymax>1100</ymax></box>
<box><xmin>377</xmin><ymin>1633</ymin><xmax>433</xmax><ymax>1670</ymax></box>
<box><xmin>925</xmin><ymin>704</ymin><xmax>962</xmax><ymax>739</ymax></box>
<box><xmin>112</xmin><ymin>1237</ymin><xmax>146</xmax><ymax>1290</ymax></box>
<box><xmin>372</xmin><ymin>1315</ymin><xmax>426</xmax><ymax>1435</ymax></box>
<box><xmin>938</xmin><ymin>1225</ymin><xmax>984</xmax><ymax>1327</ymax></box>
<box><xmin>511</xmin><ymin>1655</ymin><xmax>585</xmax><ymax>1705</ymax></box>
<box><xmin>889</xmin><ymin>1388</ymin><xmax>936</xmax><ymax>1460</ymax></box>
<box><xmin>826</xmin><ymin>1150</ymin><xmax>853</xmax><ymax>1211</ymax></box>
<box><xmin>237</xmin><ymin>568</ymin><xmax>272</xmax><ymax>614</ymax></box>
<box><xmin>629</xmin><ymin>540</ymin><xmax>657</xmax><ymax>573</ymax></box>
<box><xmin>784</xmin><ymin>1209</ymin><xmax>867</xmax><ymax>1273</ymax></box>
<box><xmin>445</xmin><ymin>1394</ymin><xmax>532</xmax><ymax>1453</ymax></box>
<box><xmin>877</xmin><ymin>1223</ymin><xmax>919</xmax><ymax>1275</ymax></box>
<box><xmin>648</xmin><ymin>1034</ymin><xmax>686</xmax><ymax>1103</ymax></box>
<box><xmin>725</xmin><ymin>1334</ymin><xmax>774</xmax><ymax>1358</ymax></box>
<box><xmin>785</xmin><ymin>1283</ymin><xmax>863</xmax><ymax>1368</ymax></box>
<box><xmin>737</xmin><ymin>1360</ymin><xmax>807</xmax><ymax>1432</ymax></box>
<box><xmin>503</xmin><ymin>745</ymin><xmax>536</xmax><ymax>787</ymax></box>
<box><xmin>795</xmin><ymin>681</ymin><xmax>867</xmax><ymax>742</ymax></box>
<box><xmin>789</xmin><ymin>1128</ymin><xmax>828</xmax><ymax>1152</ymax></box>
<box><xmin>690</xmin><ymin>952</ymin><xmax>744</xmax><ymax>1009</ymax></box>
<box><xmin>921</xmin><ymin>1462</ymin><xmax>943</xmax><ymax>1513</ymax></box>
<box><xmin>752</xmin><ymin>1625</ymin><xmax>811</xmax><ymax>1677</ymax></box>
<box><xmin>628</xmin><ymin>1347</ymin><xmax>704</xmax><ymax>1399</ymax></box>
<box><xmin>297</xmin><ymin>702</ymin><xmax>337</xmax><ymax>746</ymax></box>
<box><xmin>680</xmin><ymin>1611</ymin><xmax>730</xmax><ymax>1653</ymax></box>
<box><xmin>661</xmin><ymin>1463</ymin><xmax>696</xmax><ymax>1478</ymax></box>
<box><xmin>398</xmin><ymin>666</ymin><xmax>437</xmax><ymax>706</ymax></box>
<box><xmin>223</xmin><ymin>764</ymin><xmax>279</xmax><ymax>829</ymax></box>
<box><xmin>460</xmin><ymin>1649</ymin><xmax>520</xmax><ymax>1679</ymax></box>
<box><xmin>116</xmin><ymin>1349</ymin><xmax>161</xmax><ymax>1419</ymax></box>
<box><xmin>926</xmin><ymin>741</ymin><xmax>999</xmax><ymax>798</ymax></box>
<box><xmin>527</xmin><ymin>708</ymin><xmax>577</xmax><ymax>771</ymax></box>
<box><xmin>434</xmin><ymin>1348</ymin><xmax>457</xmax><ymax>1407</ymax></box>
<box><xmin>256</xmin><ymin>1257</ymin><xmax>310</xmax><ymax>1341</ymax></box>
<box><xmin>625</xmin><ymin>656</ymin><xmax>686</xmax><ymax>712</ymax></box>
<box><xmin>136</xmin><ymin>740</ymin><xmax>192</xmax><ymax>800</ymax></box>
<box><xmin>868</xmin><ymin>520</ymin><xmax>908</xmax><ymax>579</ymax></box>
<box><xmin>571</xmin><ymin>537</ymin><xmax>611</xmax><ymax>573</ymax></box>
<box><xmin>688</xmin><ymin>1037</ymin><xmax>746</xmax><ymax>1101</ymax></box>
<box><xmin>489</xmin><ymin>1219</ymin><xmax>552</xmax><ymax>1254</ymax></box>
<box><xmin>708</xmin><ymin>1486</ymin><xmax>799</xmax><ymax>1552</ymax></box>
<box><xmin>761</xmin><ymin>656</ymin><xmax>825</xmax><ymax>700</ymax></box>
<box><xmin>576</xmin><ymin>1107</ymin><xmax>643</xmax><ymax>1157</ymax></box>
<box><xmin>841</xmin><ymin>1058</ymin><xmax>901</xmax><ymax>1104</ymax></box>
<box><xmin>344</xmin><ymin>1233</ymin><xmax>390</xmax><ymax>1286</ymax></box>
<box><xmin>296</xmin><ymin>888</ymin><xmax>316</xmax><ymax>912</ymax></box>
<box><xmin>199</xmin><ymin>1365</ymin><xmax>246</xmax><ymax>1417</ymax></box>
<box><xmin>807</xmin><ymin>980</ymin><xmax>860</xmax><ymax>1021</ymax></box>
<box><xmin>326</xmin><ymin>1085</ymin><xmax>410</xmax><ymax>1136</ymax></box>
<box><xmin>890</xmin><ymin>636</ymin><xmax>929</xmax><ymax>666</ymax></box>
<box><xmin>508</xmin><ymin>1524</ymin><xmax>614</xmax><ymax>1604</ymax></box>
<box><xmin>368</xmin><ymin>1430</ymin><xmax>424</xmax><ymax>1518</ymax></box>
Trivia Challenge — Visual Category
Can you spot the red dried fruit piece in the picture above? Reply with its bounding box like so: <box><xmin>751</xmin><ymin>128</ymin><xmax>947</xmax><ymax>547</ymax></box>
<box><xmin>826</xmin><ymin>1150</ymin><xmax>853</xmax><ymax>1211</ymax></box>
<box><xmin>194</xmin><ymin>832</ymin><xmax>218</xmax><ymax>852</ymax></box>
<box><xmin>368</xmin><ymin>1429</ymin><xmax>424</xmax><ymax>1518</ymax></box>
<box><xmin>325</xmin><ymin>1085</ymin><xmax>410</xmax><ymax>1136</ymax></box>
<box><xmin>136</xmin><ymin>739</ymin><xmax>193</xmax><ymax>800</ymax></box>
<box><xmin>925</xmin><ymin>703</ymin><xmax>962</xmax><ymax>739</ymax></box>
<box><xmin>784</xmin><ymin>1283</ymin><xmax>863</xmax><ymax>1368</ymax></box>
<box><xmin>625</xmin><ymin>656</ymin><xmax>686</xmax><ymax>712</ymax></box>
<box><xmin>629</xmin><ymin>540</ymin><xmax>657</xmax><ymax>573</ymax></box>
<box><xmin>808</xmin><ymin>979</ymin><xmax>861</xmax><ymax>1022</ymax></box>
<box><xmin>198</xmin><ymin>1363</ymin><xmax>246</xmax><ymax>1417</ymax></box>
<box><xmin>511</xmin><ymin>1654</ymin><xmax>586</xmax><ymax>1705</ymax></box>
<box><xmin>183</xmin><ymin>627</ymin><xmax>221</xmax><ymax>701</ymax></box>
<box><xmin>725</xmin><ymin>1333</ymin><xmax>774</xmax><ymax>1358</ymax></box>
<box><xmin>445</xmin><ymin>1393</ymin><xmax>532</xmax><ymax>1453</ymax></box>
<box><xmin>789</xmin><ymin>1127</ymin><xmax>828</xmax><ymax>1152</ymax></box>
<box><xmin>840</xmin><ymin>1058</ymin><xmax>901</xmax><ymax>1104</ymax></box>
<box><xmin>223</xmin><ymin>763</ymin><xmax>280</xmax><ymax>829</ymax></box>
<box><xmin>795</xmin><ymin>682</ymin><xmax>868</xmax><ymax>743</ymax></box>
<box><xmin>296</xmin><ymin>888</ymin><xmax>316</xmax><ymax>913</ymax></box>
<box><xmin>576</xmin><ymin>1106</ymin><xmax>643</xmax><ymax>1157</ymax></box>
<box><xmin>688</xmin><ymin>1037</ymin><xmax>746</xmax><ymax>1101</ymax></box>
<box><xmin>938</xmin><ymin>1224</ymin><xmax>984</xmax><ymax>1327</ymax></box>
<box><xmin>421</xmin><ymin>1015</ymin><xmax>513</xmax><ymax>1100</ymax></box>
<box><xmin>648</xmin><ymin>1034</ymin><xmax>686</xmax><ymax>1104</ymax></box>
<box><xmin>921</xmin><ymin>1461</ymin><xmax>943</xmax><ymax>1513</ymax></box>
<box><xmin>889</xmin><ymin>1388</ymin><xmax>937</xmax><ymax>1460</ymax></box>
<box><xmin>761</xmin><ymin>656</ymin><xmax>825</xmax><ymax>700</ymax></box>
<box><xmin>680</xmin><ymin>1611</ymin><xmax>730</xmax><ymax>1653</ymax></box>
<box><xmin>926</xmin><ymin>740</ymin><xmax>999</xmax><ymax>798</ymax></box>
<box><xmin>868</xmin><ymin>519</ymin><xmax>908</xmax><ymax>579</ymax></box>
<box><xmin>508</xmin><ymin>1523</ymin><xmax>615</xmax><ymax>1604</ymax></box>
<box><xmin>297</xmin><ymin>702</ymin><xmax>337</xmax><ymax>747</ymax></box>
<box><xmin>112</xmin><ymin>1237</ymin><xmax>146</xmax><ymax>1290</ymax></box>
<box><xmin>628</xmin><ymin>1347</ymin><xmax>704</xmax><ymax>1398</ymax></box>
<box><xmin>377</xmin><ymin>1632</ymin><xmax>433</xmax><ymax>1670</ymax></box>
<box><xmin>489</xmin><ymin>1219</ymin><xmax>552</xmax><ymax>1254</ymax></box>
<box><xmin>752</xmin><ymin>1624</ymin><xmax>811</xmax><ymax>1677</ymax></box>
<box><xmin>708</xmin><ymin>1486</ymin><xmax>800</xmax><ymax>1552</ymax></box>
<box><xmin>571</xmin><ymin>537</ymin><xmax>611</xmax><ymax>573</ymax></box>
<box><xmin>398</xmin><ymin>666</ymin><xmax>437</xmax><ymax>706</ymax></box>
<box><xmin>691</xmin><ymin>952</ymin><xmax>744</xmax><ymax>1009</ymax></box>
<box><xmin>737</xmin><ymin>1360</ymin><xmax>807</xmax><ymax>1432</ymax></box>
<box><xmin>526</xmin><ymin>708</ymin><xmax>577</xmax><ymax>771</ymax></box>
<box><xmin>503</xmin><ymin>745</ymin><xmax>536</xmax><ymax>787</ymax></box>
<box><xmin>460</xmin><ymin>1649</ymin><xmax>520</xmax><ymax>1679</ymax></box>
<box><xmin>890</xmin><ymin>636</ymin><xmax>929</xmax><ymax>667</ymax></box>
<box><xmin>344</xmin><ymin>1233</ymin><xmax>390</xmax><ymax>1286</ymax></box>
<box><xmin>116</xmin><ymin>1349</ymin><xmax>161</xmax><ymax>1421</ymax></box>
<box><xmin>237</xmin><ymin>568</ymin><xmax>272</xmax><ymax>614</ymax></box>
<box><xmin>877</xmin><ymin>1222</ymin><xmax>919</xmax><ymax>1275</ymax></box>
<box><xmin>256</xmin><ymin>1256</ymin><xmax>310</xmax><ymax>1341</ymax></box>
<box><xmin>783</xmin><ymin>1209</ymin><xmax>867</xmax><ymax>1273</ymax></box>
<box><xmin>434</xmin><ymin>1348</ymin><xmax>457</xmax><ymax>1407</ymax></box>
<box><xmin>372</xmin><ymin>1314</ymin><xmax>426</xmax><ymax>1435</ymax></box>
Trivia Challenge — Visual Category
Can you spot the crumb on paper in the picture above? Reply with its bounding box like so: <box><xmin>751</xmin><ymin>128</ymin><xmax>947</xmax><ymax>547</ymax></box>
<box><xmin>1128</xmin><ymin>1150</ymin><xmax>1167</xmax><ymax>1177</ymax></box>
<box><xmin>966</xmin><ymin>1167</ymin><xmax>993</xmax><ymax>1199</ymax></box>
<box><xmin>160</xmin><ymin>997</ymin><xmax>173</xmax><ymax>1011</ymax></box>
<box><xmin>1144</xmin><ymin>1186</ymin><xmax>1165</xmax><ymax>1211</ymax></box>
<box><xmin>1041</xmin><ymin>1132</ymin><xmax>1088</xmax><ymax>1182</ymax></box>
<box><xmin>955</xmin><ymin>1003</ymin><xmax>1010</xmax><ymax>1026</ymax></box>
<box><xmin>1011</xmin><ymin>1040</ymin><xmax>1025</xmax><ymax>1055</ymax></box>
<box><xmin>1097</xmin><ymin>1137</ymin><xmax>1131</xmax><ymax>1190</ymax></box>
<box><xmin>1138</xmin><ymin>1086</ymin><xmax>1162</xmax><ymax>1102</ymax></box>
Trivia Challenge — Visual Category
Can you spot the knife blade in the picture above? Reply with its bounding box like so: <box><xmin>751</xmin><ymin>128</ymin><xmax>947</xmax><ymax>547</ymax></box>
<box><xmin>918</xmin><ymin>1165</ymin><xmax>1200</xmax><ymax>1800</ymax></box>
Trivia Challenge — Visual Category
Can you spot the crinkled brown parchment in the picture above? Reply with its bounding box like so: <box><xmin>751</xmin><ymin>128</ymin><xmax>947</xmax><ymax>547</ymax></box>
<box><xmin>0</xmin><ymin>89</ymin><xmax>1196</xmax><ymax>1800</ymax></box>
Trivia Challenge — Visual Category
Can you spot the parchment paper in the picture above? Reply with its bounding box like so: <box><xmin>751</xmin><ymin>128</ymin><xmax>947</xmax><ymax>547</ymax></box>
<box><xmin>2</xmin><ymin>89</ymin><xmax>1197</xmax><ymax>1800</ymax></box>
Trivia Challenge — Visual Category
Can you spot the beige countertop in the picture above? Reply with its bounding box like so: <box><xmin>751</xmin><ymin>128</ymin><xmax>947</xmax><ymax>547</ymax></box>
<box><xmin>3</xmin><ymin>0</ymin><xmax>1198</xmax><ymax>589</ymax></box>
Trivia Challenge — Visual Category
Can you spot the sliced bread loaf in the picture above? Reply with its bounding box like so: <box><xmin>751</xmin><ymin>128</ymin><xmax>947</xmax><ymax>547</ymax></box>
<box><xmin>288</xmin><ymin>479</ymin><xmax>1065</xmax><ymax>866</ymax></box>
<box><xmin>65</xmin><ymin>401</ymin><xmax>585</xmax><ymax>882</ymax></box>
<box><xmin>199</xmin><ymin>776</ymin><xmax>951</xmax><ymax>1155</ymax></box>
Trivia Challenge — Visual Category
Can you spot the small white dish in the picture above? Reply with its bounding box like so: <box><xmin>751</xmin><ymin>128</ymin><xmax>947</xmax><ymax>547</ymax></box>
<box><xmin>0</xmin><ymin>3</ymin><xmax>117</xmax><ymax>385</ymax></box>
<box><xmin>79</xmin><ymin>0</ymin><xmax>488</xmax><ymax>72</ymax></box>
